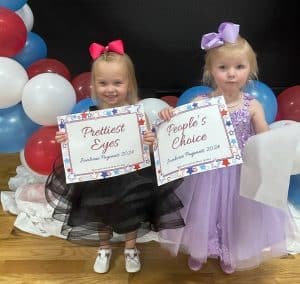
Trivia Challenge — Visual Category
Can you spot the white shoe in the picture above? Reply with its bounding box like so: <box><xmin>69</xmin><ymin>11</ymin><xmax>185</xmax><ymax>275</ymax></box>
<box><xmin>124</xmin><ymin>247</ymin><xmax>141</xmax><ymax>273</ymax></box>
<box><xmin>93</xmin><ymin>248</ymin><xmax>112</xmax><ymax>273</ymax></box>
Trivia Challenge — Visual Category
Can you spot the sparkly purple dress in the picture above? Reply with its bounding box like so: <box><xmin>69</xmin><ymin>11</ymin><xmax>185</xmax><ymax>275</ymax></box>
<box><xmin>160</xmin><ymin>93</ymin><xmax>291</xmax><ymax>271</ymax></box>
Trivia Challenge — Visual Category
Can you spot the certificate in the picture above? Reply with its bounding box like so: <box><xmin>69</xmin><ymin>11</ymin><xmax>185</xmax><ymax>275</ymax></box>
<box><xmin>153</xmin><ymin>96</ymin><xmax>242</xmax><ymax>186</ymax></box>
<box><xmin>57</xmin><ymin>104</ymin><xmax>151</xmax><ymax>183</ymax></box>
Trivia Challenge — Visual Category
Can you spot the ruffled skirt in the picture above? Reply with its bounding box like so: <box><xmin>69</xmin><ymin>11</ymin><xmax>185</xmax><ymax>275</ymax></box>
<box><xmin>45</xmin><ymin>157</ymin><xmax>184</xmax><ymax>244</ymax></box>
<box><xmin>160</xmin><ymin>165</ymin><xmax>294</xmax><ymax>270</ymax></box>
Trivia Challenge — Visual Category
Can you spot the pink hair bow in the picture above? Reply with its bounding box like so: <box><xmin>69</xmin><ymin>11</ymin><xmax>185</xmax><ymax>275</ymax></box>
<box><xmin>201</xmin><ymin>22</ymin><xmax>240</xmax><ymax>50</ymax></box>
<box><xmin>89</xmin><ymin>39</ymin><xmax>125</xmax><ymax>60</ymax></box>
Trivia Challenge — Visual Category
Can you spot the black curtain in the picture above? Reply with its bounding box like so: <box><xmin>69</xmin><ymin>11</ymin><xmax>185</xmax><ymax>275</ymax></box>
<box><xmin>29</xmin><ymin>0</ymin><xmax>299</xmax><ymax>97</ymax></box>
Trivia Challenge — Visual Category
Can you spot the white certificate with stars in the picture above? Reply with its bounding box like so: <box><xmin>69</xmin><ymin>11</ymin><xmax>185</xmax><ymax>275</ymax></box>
<box><xmin>57</xmin><ymin>104</ymin><xmax>151</xmax><ymax>183</ymax></box>
<box><xmin>152</xmin><ymin>96</ymin><xmax>242</xmax><ymax>186</ymax></box>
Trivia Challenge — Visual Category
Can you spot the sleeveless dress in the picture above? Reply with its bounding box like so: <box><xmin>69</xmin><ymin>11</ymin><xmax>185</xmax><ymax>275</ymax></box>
<box><xmin>160</xmin><ymin>93</ymin><xmax>292</xmax><ymax>270</ymax></box>
<box><xmin>45</xmin><ymin>106</ymin><xmax>184</xmax><ymax>244</ymax></box>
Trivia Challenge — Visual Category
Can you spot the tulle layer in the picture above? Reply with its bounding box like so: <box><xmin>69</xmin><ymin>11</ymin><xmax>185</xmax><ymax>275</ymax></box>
<box><xmin>160</xmin><ymin>166</ymin><xmax>294</xmax><ymax>270</ymax></box>
<box><xmin>45</xmin><ymin>158</ymin><xmax>184</xmax><ymax>243</ymax></box>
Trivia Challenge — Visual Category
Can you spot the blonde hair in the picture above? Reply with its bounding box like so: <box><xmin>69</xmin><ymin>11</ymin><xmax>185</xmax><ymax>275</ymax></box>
<box><xmin>90</xmin><ymin>52</ymin><xmax>138</xmax><ymax>105</ymax></box>
<box><xmin>202</xmin><ymin>36</ymin><xmax>258</xmax><ymax>87</ymax></box>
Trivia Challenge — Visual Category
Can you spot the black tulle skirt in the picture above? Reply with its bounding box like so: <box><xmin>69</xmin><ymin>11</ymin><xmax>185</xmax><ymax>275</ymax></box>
<box><xmin>45</xmin><ymin>156</ymin><xmax>185</xmax><ymax>243</ymax></box>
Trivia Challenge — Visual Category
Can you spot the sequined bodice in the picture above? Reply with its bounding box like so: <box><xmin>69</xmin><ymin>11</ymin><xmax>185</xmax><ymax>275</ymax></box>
<box><xmin>229</xmin><ymin>93</ymin><xmax>254</xmax><ymax>150</ymax></box>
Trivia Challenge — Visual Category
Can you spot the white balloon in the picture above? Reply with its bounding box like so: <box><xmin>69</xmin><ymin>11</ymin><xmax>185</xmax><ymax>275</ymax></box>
<box><xmin>0</xmin><ymin>57</ymin><xmax>28</xmax><ymax>109</ymax></box>
<box><xmin>269</xmin><ymin>120</ymin><xmax>296</xmax><ymax>129</ymax></box>
<box><xmin>16</xmin><ymin>4</ymin><xmax>34</xmax><ymax>32</ymax></box>
<box><xmin>269</xmin><ymin>120</ymin><xmax>300</xmax><ymax>175</ymax></box>
<box><xmin>293</xmin><ymin>143</ymin><xmax>300</xmax><ymax>175</ymax></box>
<box><xmin>139</xmin><ymin>98</ymin><xmax>169</xmax><ymax>125</ymax></box>
<box><xmin>22</xmin><ymin>73</ymin><xmax>76</xmax><ymax>125</ymax></box>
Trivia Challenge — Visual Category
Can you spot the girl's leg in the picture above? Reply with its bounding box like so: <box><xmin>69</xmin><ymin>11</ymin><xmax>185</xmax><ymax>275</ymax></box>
<box><xmin>188</xmin><ymin>256</ymin><xmax>203</xmax><ymax>271</ymax></box>
<box><xmin>93</xmin><ymin>226</ymin><xmax>113</xmax><ymax>274</ymax></box>
<box><xmin>124</xmin><ymin>230</ymin><xmax>141</xmax><ymax>273</ymax></box>
<box><xmin>219</xmin><ymin>261</ymin><xmax>235</xmax><ymax>274</ymax></box>
<box><xmin>125</xmin><ymin>230</ymin><xmax>137</xmax><ymax>248</ymax></box>
<box><xmin>99</xmin><ymin>228</ymin><xmax>112</xmax><ymax>248</ymax></box>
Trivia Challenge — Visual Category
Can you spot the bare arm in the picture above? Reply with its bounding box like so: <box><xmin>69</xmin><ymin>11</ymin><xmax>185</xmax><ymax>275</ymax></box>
<box><xmin>143</xmin><ymin>130</ymin><xmax>155</xmax><ymax>146</ymax></box>
<box><xmin>158</xmin><ymin>106</ymin><xmax>174</xmax><ymax>121</ymax></box>
<box><xmin>55</xmin><ymin>131</ymin><xmax>68</xmax><ymax>143</ymax></box>
<box><xmin>249</xmin><ymin>99</ymin><xmax>269</xmax><ymax>134</ymax></box>
<box><xmin>143</xmin><ymin>115</ymin><xmax>155</xmax><ymax>146</ymax></box>
<box><xmin>158</xmin><ymin>95</ymin><xmax>207</xmax><ymax>121</ymax></box>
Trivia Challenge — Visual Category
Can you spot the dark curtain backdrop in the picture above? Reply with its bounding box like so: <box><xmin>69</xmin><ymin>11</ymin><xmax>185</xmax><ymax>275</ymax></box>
<box><xmin>28</xmin><ymin>0</ymin><xmax>299</xmax><ymax>98</ymax></box>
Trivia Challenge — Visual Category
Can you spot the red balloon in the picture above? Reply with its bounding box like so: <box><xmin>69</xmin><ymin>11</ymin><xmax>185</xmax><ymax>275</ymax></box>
<box><xmin>277</xmin><ymin>85</ymin><xmax>300</xmax><ymax>121</ymax></box>
<box><xmin>0</xmin><ymin>7</ymin><xmax>27</xmax><ymax>57</ymax></box>
<box><xmin>71</xmin><ymin>72</ymin><xmax>92</xmax><ymax>102</ymax></box>
<box><xmin>160</xmin><ymin>95</ymin><xmax>179</xmax><ymax>107</ymax></box>
<box><xmin>274</xmin><ymin>111</ymin><xmax>282</xmax><ymax>121</ymax></box>
<box><xmin>24</xmin><ymin>126</ymin><xmax>61</xmax><ymax>175</ymax></box>
<box><xmin>27</xmin><ymin>58</ymin><xmax>71</xmax><ymax>80</ymax></box>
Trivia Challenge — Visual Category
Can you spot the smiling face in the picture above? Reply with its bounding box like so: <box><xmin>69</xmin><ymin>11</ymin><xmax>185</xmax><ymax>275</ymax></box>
<box><xmin>92</xmin><ymin>60</ymin><xmax>130</xmax><ymax>108</ymax></box>
<box><xmin>210</xmin><ymin>51</ymin><xmax>251</xmax><ymax>94</ymax></box>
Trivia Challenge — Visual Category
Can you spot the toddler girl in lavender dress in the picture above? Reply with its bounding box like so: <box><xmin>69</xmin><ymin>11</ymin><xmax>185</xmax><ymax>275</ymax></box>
<box><xmin>159</xmin><ymin>22</ymin><xmax>295</xmax><ymax>274</ymax></box>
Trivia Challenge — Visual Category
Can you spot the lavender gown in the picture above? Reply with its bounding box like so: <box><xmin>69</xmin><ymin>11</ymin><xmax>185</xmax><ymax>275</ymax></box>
<box><xmin>160</xmin><ymin>93</ymin><xmax>292</xmax><ymax>270</ymax></box>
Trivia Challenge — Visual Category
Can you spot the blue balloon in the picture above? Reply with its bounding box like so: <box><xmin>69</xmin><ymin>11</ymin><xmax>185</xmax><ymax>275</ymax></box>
<box><xmin>71</xmin><ymin>98</ymin><xmax>96</xmax><ymax>114</ymax></box>
<box><xmin>243</xmin><ymin>80</ymin><xmax>278</xmax><ymax>124</ymax></box>
<box><xmin>288</xmin><ymin>174</ymin><xmax>300</xmax><ymax>208</ymax></box>
<box><xmin>0</xmin><ymin>0</ymin><xmax>27</xmax><ymax>11</ymax></box>
<box><xmin>177</xmin><ymin>85</ymin><xmax>213</xmax><ymax>106</ymax></box>
<box><xmin>0</xmin><ymin>103</ymin><xmax>41</xmax><ymax>153</ymax></box>
<box><xmin>13</xmin><ymin>32</ymin><xmax>47</xmax><ymax>68</ymax></box>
